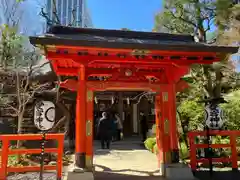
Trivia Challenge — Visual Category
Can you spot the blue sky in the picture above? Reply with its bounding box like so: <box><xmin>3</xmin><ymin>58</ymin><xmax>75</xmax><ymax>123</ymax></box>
<box><xmin>87</xmin><ymin>0</ymin><xmax>163</xmax><ymax>31</ymax></box>
<box><xmin>1</xmin><ymin>0</ymin><xmax>162</xmax><ymax>34</ymax></box>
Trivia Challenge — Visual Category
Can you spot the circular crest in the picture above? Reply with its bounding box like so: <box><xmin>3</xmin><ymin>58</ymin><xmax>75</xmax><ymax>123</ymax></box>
<box><xmin>205</xmin><ymin>104</ymin><xmax>224</xmax><ymax>130</ymax></box>
<box><xmin>34</xmin><ymin>100</ymin><xmax>56</xmax><ymax>131</ymax></box>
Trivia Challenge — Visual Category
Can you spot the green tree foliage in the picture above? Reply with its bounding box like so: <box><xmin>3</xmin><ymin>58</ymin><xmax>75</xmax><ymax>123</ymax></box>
<box><xmin>155</xmin><ymin>1</ymin><xmax>235</xmax><ymax>101</ymax></box>
<box><xmin>154</xmin><ymin>1</ymin><xmax>239</xmax><ymax>149</ymax></box>
<box><xmin>154</xmin><ymin>0</ymin><xmax>237</xmax><ymax>42</ymax></box>
<box><xmin>154</xmin><ymin>0</ymin><xmax>238</xmax><ymax>99</ymax></box>
<box><xmin>154</xmin><ymin>0</ymin><xmax>217</xmax><ymax>41</ymax></box>
<box><xmin>176</xmin><ymin>84</ymin><xmax>205</xmax><ymax>147</ymax></box>
<box><xmin>0</xmin><ymin>24</ymin><xmax>47</xmax><ymax>142</ymax></box>
<box><xmin>221</xmin><ymin>89</ymin><xmax>240</xmax><ymax>130</ymax></box>
<box><xmin>154</xmin><ymin>0</ymin><xmax>240</xmax><ymax>44</ymax></box>
<box><xmin>215</xmin><ymin>0</ymin><xmax>240</xmax><ymax>30</ymax></box>
<box><xmin>216</xmin><ymin>1</ymin><xmax>240</xmax><ymax>45</ymax></box>
<box><xmin>177</xmin><ymin>99</ymin><xmax>204</xmax><ymax>131</ymax></box>
<box><xmin>0</xmin><ymin>24</ymin><xmax>34</xmax><ymax>69</ymax></box>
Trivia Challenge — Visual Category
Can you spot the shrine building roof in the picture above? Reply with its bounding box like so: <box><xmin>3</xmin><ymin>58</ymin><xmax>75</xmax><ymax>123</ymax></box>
<box><xmin>30</xmin><ymin>26</ymin><xmax>238</xmax><ymax>54</ymax></box>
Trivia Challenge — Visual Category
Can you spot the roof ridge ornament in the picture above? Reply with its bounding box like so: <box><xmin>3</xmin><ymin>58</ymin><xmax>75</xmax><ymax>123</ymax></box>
<box><xmin>131</xmin><ymin>49</ymin><xmax>150</xmax><ymax>56</ymax></box>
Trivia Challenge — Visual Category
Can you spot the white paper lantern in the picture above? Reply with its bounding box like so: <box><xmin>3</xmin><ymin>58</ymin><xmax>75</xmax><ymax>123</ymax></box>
<box><xmin>34</xmin><ymin>100</ymin><xmax>56</xmax><ymax>131</ymax></box>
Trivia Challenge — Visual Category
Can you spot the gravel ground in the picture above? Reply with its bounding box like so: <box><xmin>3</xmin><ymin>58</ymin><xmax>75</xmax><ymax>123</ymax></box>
<box><xmin>7</xmin><ymin>173</ymin><xmax>57</xmax><ymax>180</ymax></box>
<box><xmin>7</xmin><ymin>171</ymin><xmax>68</xmax><ymax>180</ymax></box>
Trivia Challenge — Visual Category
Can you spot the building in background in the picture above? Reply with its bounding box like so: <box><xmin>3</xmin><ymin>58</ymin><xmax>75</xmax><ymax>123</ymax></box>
<box><xmin>46</xmin><ymin>0</ymin><xmax>93</xmax><ymax>28</ymax></box>
<box><xmin>0</xmin><ymin>0</ymin><xmax>94</xmax><ymax>33</ymax></box>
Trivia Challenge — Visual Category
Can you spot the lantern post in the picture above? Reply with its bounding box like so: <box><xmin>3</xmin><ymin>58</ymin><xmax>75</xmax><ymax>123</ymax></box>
<box><xmin>34</xmin><ymin>100</ymin><xmax>56</xmax><ymax>180</ymax></box>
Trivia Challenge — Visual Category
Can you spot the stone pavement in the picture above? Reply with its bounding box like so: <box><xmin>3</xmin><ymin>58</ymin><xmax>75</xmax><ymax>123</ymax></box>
<box><xmin>7</xmin><ymin>137</ymin><xmax>193</xmax><ymax>180</ymax></box>
<box><xmin>93</xmin><ymin>137</ymin><xmax>165</xmax><ymax>180</ymax></box>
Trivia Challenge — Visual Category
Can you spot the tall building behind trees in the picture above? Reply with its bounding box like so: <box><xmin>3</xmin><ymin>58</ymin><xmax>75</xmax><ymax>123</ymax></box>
<box><xmin>46</xmin><ymin>0</ymin><xmax>93</xmax><ymax>28</ymax></box>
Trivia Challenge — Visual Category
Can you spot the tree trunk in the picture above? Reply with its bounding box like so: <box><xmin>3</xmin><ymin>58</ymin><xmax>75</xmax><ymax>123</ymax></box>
<box><xmin>194</xmin><ymin>1</ymin><xmax>218</xmax><ymax>99</ymax></box>
<box><xmin>16</xmin><ymin>111</ymin><xmax>24</xmax><ymax>148</ymax></box>
<box><xmin>16</xmin><ymin>110</ymin><xmax>24</xmax><ymax>163</ymax></box>
<box><xmin>203</xmin><ymin>65</ymin><xmax>214</xmax><ymax>97</ymax></box>
<box><xmin>214</xmin><ymin>68</ymin><xmax>223</xmax><ymax>98</ymax></box>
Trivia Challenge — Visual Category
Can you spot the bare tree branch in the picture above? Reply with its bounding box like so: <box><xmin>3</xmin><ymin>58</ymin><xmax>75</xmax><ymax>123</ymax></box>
<box><xmin>40</xmin><ymin>8</ymin><xmax>54</xmax><ymax>26</ymax></box>
<box><xmin>168</xmin><ymin>5</ymin><xmax>197</xmax><ymax>28</ymax></box>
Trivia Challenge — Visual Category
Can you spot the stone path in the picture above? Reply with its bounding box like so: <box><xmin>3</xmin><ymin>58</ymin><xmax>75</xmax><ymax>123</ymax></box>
<box><xmin>93</xmin><ymin>137</ymin><xmax>165</xmax><ymax>180</ymax></box>
<box><xmin>6</xmin><ymin>137</ymin><xmax>164</xmax><ymax>180</ymax></box>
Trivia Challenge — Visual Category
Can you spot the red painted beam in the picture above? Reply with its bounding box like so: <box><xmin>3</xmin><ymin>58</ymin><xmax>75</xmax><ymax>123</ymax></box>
<box><xmin>55</xmin><ymin>67</ymin><xmax>166</xmax><ymax>80</ymax></box>
<box><xmin>86</xmin><ymin>63</ymin><xmax>178</xmax><ymax>70</ymax></box>
<box><xmin>59</xmin><ymin>79</ymin><xmax>188</xmax><ymax>93</ymax></box>
<box><xmin>60</xmin><ymin>79</ymin><xmax>78</xmax><ymax>91</ymax></box>
<box><xmin>54</xmin><ymin>64</ymin><xmax>187</xmax><ymax>86</ymax></box>
<box><xmin>46</xmin><ymin>51</ymin><xmax>219</xmax><ymax>67</ymax></box>
<box><xmin>86</xmin><ymin>68</ymin><xmax>118</xmax><ymax>76</ymax></box>
<box><xmin>48</xmin><ymin>45</ymin><xmax>219</xmax><ymax>56</ymax></box>
<box><xmin>56</xmin><ymin>67</ymin><xmax>79</xmax><ymax>76</ymax></box>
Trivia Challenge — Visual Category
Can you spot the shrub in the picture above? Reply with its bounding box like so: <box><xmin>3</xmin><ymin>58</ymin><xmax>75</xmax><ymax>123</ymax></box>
<box><xmin>179</xmin><ymin>142</ymin><xmax>189</xmax><ymax>159</ymax></box>
<box><xmin>153</xmin><ymin>143</ymin><xmax>158</xmax><ymax>154</ymax></box>
<box><xmin>144</xmin><ymin>137</ymin><xmax>156</xmax><ymax>152</ymax></box>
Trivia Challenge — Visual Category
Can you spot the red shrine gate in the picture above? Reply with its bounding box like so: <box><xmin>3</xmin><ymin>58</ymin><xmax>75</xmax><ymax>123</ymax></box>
<box><xmin>30</xmin><ymin>26</ymin><xmax>237</xmax><ymax>173</ymax></box>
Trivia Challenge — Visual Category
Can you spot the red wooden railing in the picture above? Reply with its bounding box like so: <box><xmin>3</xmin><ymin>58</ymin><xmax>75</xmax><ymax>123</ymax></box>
<box><xmin>0</xmin><ymin>134</ymin><xmax>64</xmax><ymax>180</ymax></box>
<box><xmin>188</xmin><ymin>130</ymin><xmax>239</xmax><ymax>171</ymax></box>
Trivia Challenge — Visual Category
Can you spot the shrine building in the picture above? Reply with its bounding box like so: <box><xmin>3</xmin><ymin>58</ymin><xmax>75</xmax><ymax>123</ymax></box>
<box><xmin>30</xmin><ymin>25</ymin><xmax>238</xmax><ymax>175</ymax></box>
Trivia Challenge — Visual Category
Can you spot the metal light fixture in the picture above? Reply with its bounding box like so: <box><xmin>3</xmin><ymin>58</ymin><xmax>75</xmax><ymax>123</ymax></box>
<box><xmin>111</xmin><ymin>96</ymin><xmax>115</xmax><ymax>104</ymax></box>
<box><xmin>127</xmin><ymin>97</ymin><xmax>130</xmax><ymax>105</ymax></box>
<box><xmin>94</xmin><ymin>96</ymin><xmax>98</xmax><ymax>104</ymax></box>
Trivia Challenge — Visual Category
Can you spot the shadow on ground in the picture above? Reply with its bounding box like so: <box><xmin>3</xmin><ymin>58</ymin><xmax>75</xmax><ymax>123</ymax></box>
<box><xmin>194</xmin><ymin>171</ymin><xmax>240</xmax><ymax>180</ymax></box>
<box><xmin>95</xmin><ymin>164</ymin><xmax>159</xmax><ymax>175</ymax></box>
<box><xmin>94</xmin><ymin>171</ymin><xmax>164</xmax><ymax>180</ymax></box>
<box><xmin>94</xmin><ymin>164</ymin><xmax>162</xmax><ymax>180</ymax></box>
<box><xmin>94</xmin><ymin>140</ymin><xmax>145</xmax><ymax>155</ymax></box>
<box><xmin>93</xmin><ymin>137</ymin><xmax>162</xmax><ymax>179</ymax></box>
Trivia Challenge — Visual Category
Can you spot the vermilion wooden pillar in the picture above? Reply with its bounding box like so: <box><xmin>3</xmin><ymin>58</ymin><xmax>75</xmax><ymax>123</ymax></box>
<box><xmin>75</xmin><ymin>65</ymin><xmax>87</xmax><ymax>169</ymax></box>
<box><xmin>86</xmin><ymin>89</ymin><xmax>94</xmax><ymax>171</ymax></box>
<box><xmin>162</xmin><ymin>84</ymin><xmax>179</xmax><ymax>163</ymax></box>
<box><xmin>168</xmin><ymin>83</ymin><xmax>179</xmax><ymax>161</ymax></box>
<box><xmin>155</xmin><ymin>94</ymin><xmax>166</xmax><ymax>175</ymax></box>
<box><xmin>159</xmin><ymin>90</ymin><xmax>172</xmax><ymax>164</ymax></box>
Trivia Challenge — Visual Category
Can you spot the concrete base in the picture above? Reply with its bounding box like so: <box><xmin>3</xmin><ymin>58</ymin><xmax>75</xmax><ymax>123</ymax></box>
<box><xmin>67</xmin><ymin>171</ymin><xmax>94</xmax><ymax>180</ymax></box>
<box><xmin>64</xmin><ymin>162</ymin><xmax>94</xmax><ymax>180</ymax></box>
<box><xmin>165</xmin><ymin>163</ymin><xmax>197</xmax><ymax>180</ymax></box>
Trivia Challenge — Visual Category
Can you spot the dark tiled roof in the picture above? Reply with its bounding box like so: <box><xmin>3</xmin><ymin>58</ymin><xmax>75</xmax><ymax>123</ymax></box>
<box><xmin>30</xmin><ymin>26</ymin><xmax>238</xmax><ymax>54</ymax></box>
<box><xmin>47</xmin><ymin>25</ymin><xmax>195</xmax><ymax>43</ymax></box>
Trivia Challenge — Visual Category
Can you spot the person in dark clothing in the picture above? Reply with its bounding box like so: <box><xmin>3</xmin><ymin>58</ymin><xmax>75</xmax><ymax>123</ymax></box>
<box><xmin>115</xmin><ymin>113</ymin><xmax>123</xmax><ymax>141</ymax></box>
<box><xmin>97</xmin><ymin>112</ymin><xmax>112</xmax><ymax>149</ymax></box>
<box><xmin>140</xmin><ymin>112</ymin><xmax>148</xmax><ymax>142</ymax></box>
<box><xmin>110</xmin><ymin>113</ymin><xmax>118</xmax><ymax>142</ymax></box>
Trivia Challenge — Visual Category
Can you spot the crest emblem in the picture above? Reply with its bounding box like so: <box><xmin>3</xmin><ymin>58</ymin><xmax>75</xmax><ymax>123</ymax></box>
<box><xmin>34</xmin><ymin>101</ymin><xmax>56</xmax><ymax>131</ymax></box>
